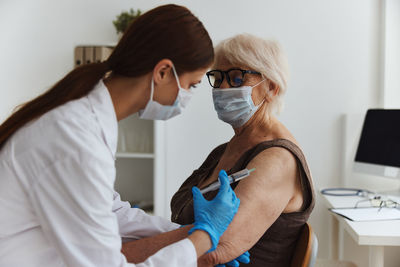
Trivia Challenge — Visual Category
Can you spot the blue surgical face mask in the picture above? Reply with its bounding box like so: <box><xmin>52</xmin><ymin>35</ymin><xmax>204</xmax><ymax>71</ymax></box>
<box><xmin>212</xmin><ymin>80</ymin><xmax>265</xmax><ymax>128</ymax></box>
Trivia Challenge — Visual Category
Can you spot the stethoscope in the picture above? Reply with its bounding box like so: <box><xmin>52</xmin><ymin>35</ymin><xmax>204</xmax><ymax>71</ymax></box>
<box><xmin>320</xmin><ymin>188</ymin><xmax>374</xmax><ymax>197</ymax></box>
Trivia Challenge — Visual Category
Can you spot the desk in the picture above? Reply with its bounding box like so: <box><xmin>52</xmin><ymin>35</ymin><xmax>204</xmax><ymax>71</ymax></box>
<box><xmin>320</xmin><ymin>193</ymin><xmax>400</xmax><ymax>267</ymax></box>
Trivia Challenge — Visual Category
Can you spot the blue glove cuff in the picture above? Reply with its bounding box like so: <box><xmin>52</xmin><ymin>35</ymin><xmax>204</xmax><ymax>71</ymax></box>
<box><xmin>188</xmin><ymin>224</ymin><xmax>219</xmax><ymax>252</ymax></box>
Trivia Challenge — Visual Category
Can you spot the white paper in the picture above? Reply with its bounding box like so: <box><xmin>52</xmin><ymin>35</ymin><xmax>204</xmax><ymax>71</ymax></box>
<box><xmin>330</xmin><ymin>207</ymin><xmax>400</xmax><ymax>222</ymax></box>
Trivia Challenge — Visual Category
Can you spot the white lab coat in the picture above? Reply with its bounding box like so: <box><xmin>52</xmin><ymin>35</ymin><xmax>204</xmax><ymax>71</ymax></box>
<box><xmin>0</xmin><ymin>80</ymin><xmax>197</xmax><ymax>266</ymax></box>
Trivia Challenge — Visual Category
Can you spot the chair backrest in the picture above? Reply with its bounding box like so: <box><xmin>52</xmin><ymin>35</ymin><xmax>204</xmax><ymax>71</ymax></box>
<box><xmin>290</xmin><ymin>222</ymin><xmax>318</xmax><ymax>267</ymax></box>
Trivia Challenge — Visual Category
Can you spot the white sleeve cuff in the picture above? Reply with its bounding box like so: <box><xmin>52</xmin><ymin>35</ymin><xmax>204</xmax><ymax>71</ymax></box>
<box><xmin>136</xmin><ymin>238</ymin><xmax>197</xmax><ymax>267</ymax></box>
<box><xmin>113</xmin><ymin>192</ymin><xmax>180</xmax><ymax>239</ymax></box>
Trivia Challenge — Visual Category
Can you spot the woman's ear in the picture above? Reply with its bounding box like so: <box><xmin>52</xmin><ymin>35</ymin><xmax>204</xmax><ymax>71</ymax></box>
<box><xmin>153</xmin><ymin>59</ymin><xmax>173</xmax><ymax>84</ymax></box>
<box><xmin>264</xmin><ymin>81</ymin><xmax>280</xmax><ymax>102</ymax></box>
<box><xmin>268</xmin><ymin>81</ymin><xmax>280</xmax><ymax>97</ymax></box>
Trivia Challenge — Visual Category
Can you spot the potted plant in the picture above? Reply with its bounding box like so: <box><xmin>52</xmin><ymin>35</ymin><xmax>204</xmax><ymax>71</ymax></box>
<box><xmin>113</xmin><ymin>8</ymin><xmax>142</xmax><ymax>37</ymax></box>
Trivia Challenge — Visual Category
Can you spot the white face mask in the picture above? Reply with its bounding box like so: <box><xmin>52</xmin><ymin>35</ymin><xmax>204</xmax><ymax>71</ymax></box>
<box><xmin>212</xmin><ymin>79</ymin><xmax>265</xmax><ymax>128</ymax></box>
<box><xmin>139</xmin><ymin>65</ymin><xmax>194</xmax><ymax>120</ymax></box>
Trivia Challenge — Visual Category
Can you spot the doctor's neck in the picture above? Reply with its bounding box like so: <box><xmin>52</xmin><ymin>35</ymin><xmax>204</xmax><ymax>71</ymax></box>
<box><xmin>103</xmin><ymin>74</ymin><xmax>151</xmax><ymax>121</ymax></box>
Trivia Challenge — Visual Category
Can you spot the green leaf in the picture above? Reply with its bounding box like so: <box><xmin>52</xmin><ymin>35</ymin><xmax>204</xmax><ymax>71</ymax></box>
<box><xmin>113</xmin><ymin>8</ymin><xmax>142</xmax><ymax>34</ymax></box>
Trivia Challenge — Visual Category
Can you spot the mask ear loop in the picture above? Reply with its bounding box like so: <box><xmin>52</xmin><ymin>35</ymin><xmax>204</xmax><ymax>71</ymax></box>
<box><xmin>251</xmin><ymin>78</ymin><xmax>267</xmax><ymax>106</ymax></box>
<box><xmin>171</xmin><ymin>64</ymin><xmax>185</xmax><ymax>91</ymax></box>
<box><xmin>170</xmin><ymin>63</ymin><xmax>187</xmax><ymax>107</ymax></box>
<box><xmin>251</xmin><ymin>79</ymin><xmax>266</xmax><ymax>89</ymax></box>
<box><xmin>256</xmin><ymin>98</ymin><xmax>266</xmax><ymax>108</ymax></box>
<box><xmin>149</xmin><ymin>77</ymin><xmax>155</xmax><ymax>101</ymax></box>
<box><xmin>263</xmin><ymin>79</ymin><xmax>277</xmax><ymax>104</ymax></box>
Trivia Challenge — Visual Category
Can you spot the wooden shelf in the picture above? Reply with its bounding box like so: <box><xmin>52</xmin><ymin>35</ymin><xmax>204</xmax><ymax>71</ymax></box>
<box><xmin>116</xmin><ymin>152</ymin><xmax>154</xmax><ymax>159</ymax></box>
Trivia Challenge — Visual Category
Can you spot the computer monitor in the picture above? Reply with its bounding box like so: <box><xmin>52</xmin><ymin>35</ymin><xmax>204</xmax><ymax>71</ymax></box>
<box><xmin>354</xmin><ymin>109</ymin><xmax>400</xmax><ymax>180</ymax></box>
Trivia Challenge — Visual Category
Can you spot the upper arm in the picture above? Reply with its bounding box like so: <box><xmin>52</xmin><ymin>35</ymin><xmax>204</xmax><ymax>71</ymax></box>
<box><xmin>203</xmin><ymin>148</ymin><xmax>299</xmax><ymax>264</ymax></box>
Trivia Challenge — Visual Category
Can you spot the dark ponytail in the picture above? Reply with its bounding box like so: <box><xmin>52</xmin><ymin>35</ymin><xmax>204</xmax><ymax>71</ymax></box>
<box><xmin>0</xmin><ymin>4</ymin><xmax>214</xmax><ymax>149</ymax></box>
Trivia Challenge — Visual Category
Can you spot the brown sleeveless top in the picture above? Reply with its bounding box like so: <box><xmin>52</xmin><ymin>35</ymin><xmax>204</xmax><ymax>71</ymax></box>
<box><xmin>170</xmin><ymin>139</ymin><xmax>315</xmax><ymax>267</ymax></box>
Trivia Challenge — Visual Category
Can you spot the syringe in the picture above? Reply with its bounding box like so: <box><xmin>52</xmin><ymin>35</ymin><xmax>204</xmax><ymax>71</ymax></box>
<box><xmin>200</xmin><ymin>168</ymin><xmax>256</xmax><ymax>194</ymax></box>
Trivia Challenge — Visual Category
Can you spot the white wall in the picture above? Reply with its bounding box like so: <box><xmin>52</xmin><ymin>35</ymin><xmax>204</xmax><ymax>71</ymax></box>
<box><xmin>383</xmin><ymin>0</ymin><xmax>400</xmax><ymax>108</ymax></box>
<box><xmin>0</xmin><ymin>0</ymin><xmax>137</xmax><ymax>121</ymax></box>
<box><xmin>163</xmin><ymin>0</ymin><xmax>382</xmax><ymax>260</ymax></box>
<box><xmin>1</xmin><ymin>0</ymin><xmax>398</xmax><ymax>263</ymax></box>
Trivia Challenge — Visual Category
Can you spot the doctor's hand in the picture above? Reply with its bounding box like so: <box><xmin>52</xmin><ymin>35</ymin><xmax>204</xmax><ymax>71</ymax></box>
<box><xmin>189</xmin><ymin>170</ymin><xmax>240</xmax><ymax>252</ymax></box>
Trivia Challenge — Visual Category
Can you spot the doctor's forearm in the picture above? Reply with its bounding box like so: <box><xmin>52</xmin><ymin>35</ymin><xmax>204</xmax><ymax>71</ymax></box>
<box><xmin>121</xmin><ymin>225</ymin><xmax>192</xmax><ymax>263</ymax></box>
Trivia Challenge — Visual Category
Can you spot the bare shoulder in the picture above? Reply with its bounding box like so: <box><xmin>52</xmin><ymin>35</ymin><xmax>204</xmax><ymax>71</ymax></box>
<box><xmin>252</xmin><ymin>145</ymin><xmax>297</xmax><ymax>162</ymax></box>
<box><xmin>247</xmin><ymin>146</ymin><xmax>298</xmax><ymax>182</ymax></box>
<box><xmin>230</xmin><ymin>144</ymin><xmax>301</xmax><ymax>210</ymax></box>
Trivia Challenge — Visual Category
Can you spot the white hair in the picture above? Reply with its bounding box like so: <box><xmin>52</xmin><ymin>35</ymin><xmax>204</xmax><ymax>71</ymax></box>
<box><xmin>214</xmin><ymin>33</ymin><xmax>289</xmax><ymax>116</ymax></box>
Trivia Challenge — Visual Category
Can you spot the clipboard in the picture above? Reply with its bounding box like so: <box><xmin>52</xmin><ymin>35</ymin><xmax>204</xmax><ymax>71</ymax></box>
<box><xmin>330</xmin><ymin>207</ymin><xmax>400</xmax><ymax>222</ymax></box>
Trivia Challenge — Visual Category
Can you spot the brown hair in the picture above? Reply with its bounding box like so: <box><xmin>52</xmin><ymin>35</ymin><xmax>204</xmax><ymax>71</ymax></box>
<box><xmin>0</xmin><ymin>4</ymin><xmax>213</xmax><ymax>149</ymax></box>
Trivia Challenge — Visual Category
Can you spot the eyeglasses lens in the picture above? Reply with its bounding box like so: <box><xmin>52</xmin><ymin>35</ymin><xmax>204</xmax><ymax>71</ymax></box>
<box><xmin>228</xmin><ymin>70</ymin><xmax>244</xmax><ymax>87</ymax></box>
<box><xmin>208</xmin><ymin>71</ymin><xmax>223</xmax><ymax>88</ymax></box>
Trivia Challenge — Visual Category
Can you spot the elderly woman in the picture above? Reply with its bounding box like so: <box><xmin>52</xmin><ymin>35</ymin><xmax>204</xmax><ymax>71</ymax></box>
<box><xmin>170</xmin><ymin>34</ymin><xmax>315</xmax><ymax>267</ymax></box>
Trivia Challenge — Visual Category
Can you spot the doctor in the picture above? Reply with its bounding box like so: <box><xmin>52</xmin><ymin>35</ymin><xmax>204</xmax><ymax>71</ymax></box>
<box><xmin>0</xmin><ymin>4</ymin><xmax>242</xmax><ymax>267</ymax></box>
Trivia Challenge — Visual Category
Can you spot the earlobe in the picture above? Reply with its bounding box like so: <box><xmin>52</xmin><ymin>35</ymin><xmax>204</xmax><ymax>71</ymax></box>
<box><xmin>264</xmin><ymin>85</ymin><xmax>278</xmax><ymax>103</ymax></box>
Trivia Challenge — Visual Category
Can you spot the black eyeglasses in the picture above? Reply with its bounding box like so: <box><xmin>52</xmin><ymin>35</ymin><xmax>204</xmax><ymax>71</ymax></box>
<box><xmin>206</xmin><ymin>68</ymin><xmax>261</xmax><ymax>88</ymax></box>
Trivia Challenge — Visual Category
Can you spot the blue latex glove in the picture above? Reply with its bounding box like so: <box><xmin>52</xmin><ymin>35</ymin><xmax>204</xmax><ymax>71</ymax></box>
<box><xmin>188</xmin><ymin>170</ymin><xmax>240</xmax><ymax>252</ymax></box>
<box><xmin>215</xmin><ymin>251</ymin><xmax>251</xmax><ymax>267</ymax></box>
